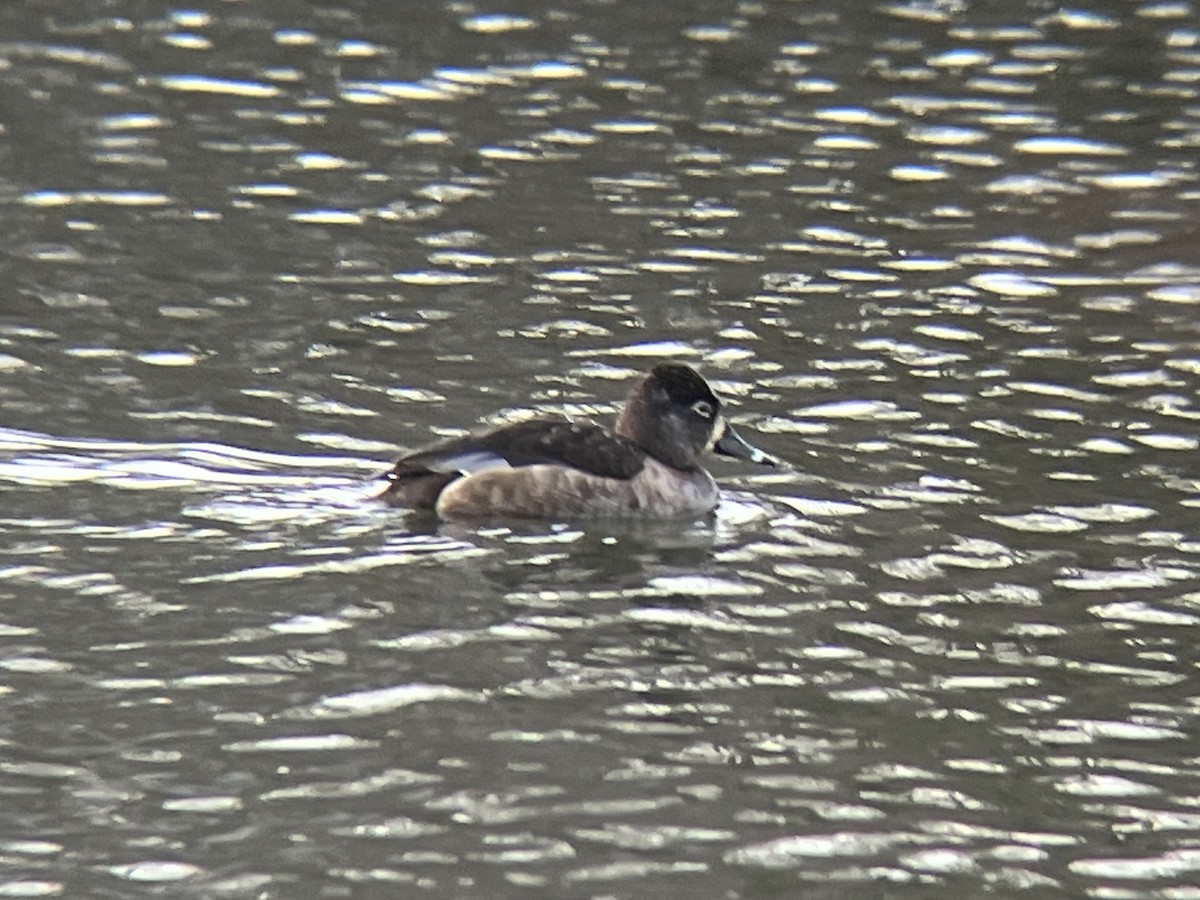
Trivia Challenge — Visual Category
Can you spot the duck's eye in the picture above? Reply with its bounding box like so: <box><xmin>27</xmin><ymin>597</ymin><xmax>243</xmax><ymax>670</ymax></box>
<box><xmin>691</xmin><ymin>400</ymin><xmax>716</xmax><ymax>419</ymax></box>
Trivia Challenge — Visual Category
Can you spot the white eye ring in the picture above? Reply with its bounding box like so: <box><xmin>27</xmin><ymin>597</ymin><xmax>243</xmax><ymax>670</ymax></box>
<box><xmin>691</xmin><ymin>400</ymin><xmax>716</xmax><ymax>419</ymax></box>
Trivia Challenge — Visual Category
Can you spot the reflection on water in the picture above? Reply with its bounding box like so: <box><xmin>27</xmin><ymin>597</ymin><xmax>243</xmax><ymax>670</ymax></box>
<box><xmin>2</xmin><ymin>0</ymin><xmax>1200</xmax><ymax>897</ymax></box>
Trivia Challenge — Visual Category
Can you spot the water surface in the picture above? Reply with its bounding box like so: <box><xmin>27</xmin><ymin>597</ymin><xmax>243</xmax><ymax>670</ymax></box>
<box><xmin>2</xmin><ymin>1</ymin><xmax>1200</xmax><ymax>897</ymax></box>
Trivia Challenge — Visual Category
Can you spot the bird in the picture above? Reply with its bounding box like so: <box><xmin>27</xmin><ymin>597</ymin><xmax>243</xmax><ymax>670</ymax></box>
<box><xmin>378</xmin><ymin>362</ymin><xmax>779</xmax><ymax>519</ymax></box>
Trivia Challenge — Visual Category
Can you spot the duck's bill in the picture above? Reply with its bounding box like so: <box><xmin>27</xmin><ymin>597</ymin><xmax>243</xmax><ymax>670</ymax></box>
<box><xmin>713</xmin><ymin>423</ymin><xmax>780</xmax><ymax>467</ymax></box>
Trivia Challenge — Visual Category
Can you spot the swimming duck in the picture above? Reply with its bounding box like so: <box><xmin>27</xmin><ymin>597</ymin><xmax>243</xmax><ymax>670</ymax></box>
<box><xmin>378</xmin><ymin>363</ymin><xmax>779</xmax><ymax>519</ymax></box>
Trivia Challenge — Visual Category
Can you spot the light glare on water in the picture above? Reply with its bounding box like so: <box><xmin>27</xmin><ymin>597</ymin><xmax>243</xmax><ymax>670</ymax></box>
<box><xmin>2</xmin><ymin>1</ymin><xmax>1200</xmax><ymax>898</ymax></box>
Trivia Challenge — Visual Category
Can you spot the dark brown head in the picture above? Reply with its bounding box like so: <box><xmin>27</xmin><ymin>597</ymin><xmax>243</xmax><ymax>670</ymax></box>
<box><xmin>615</xmin><ymin>363</ymin><xmax>777</xmax><ymax>470</ymax></box>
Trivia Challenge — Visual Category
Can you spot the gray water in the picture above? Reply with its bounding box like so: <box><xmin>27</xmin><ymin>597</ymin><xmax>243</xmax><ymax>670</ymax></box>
<box><xmin>2</xmin><ymin>1</ymin><xmax>1200</xmax><ymax>897</ymax></box>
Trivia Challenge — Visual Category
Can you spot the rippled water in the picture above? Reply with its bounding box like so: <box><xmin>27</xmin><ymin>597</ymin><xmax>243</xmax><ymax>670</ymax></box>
<box><xmin>2</xmin><ymin>1</ymin><xmax>1200</xmax><ymax>897</ymax></box>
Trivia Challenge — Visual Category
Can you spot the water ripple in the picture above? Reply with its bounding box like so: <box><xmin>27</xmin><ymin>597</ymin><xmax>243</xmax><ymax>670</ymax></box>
<box><xmin>3</xmin><ymin>1</ymin><xmax>1200</xmax><ymax>896</ymax></box>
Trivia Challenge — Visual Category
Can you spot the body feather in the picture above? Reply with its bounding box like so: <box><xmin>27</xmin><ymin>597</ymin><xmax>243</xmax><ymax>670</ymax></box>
<box><xmin>382</xmin><ymin>418</ymin><xmax>647</xmax><ymax>509</ymax></box>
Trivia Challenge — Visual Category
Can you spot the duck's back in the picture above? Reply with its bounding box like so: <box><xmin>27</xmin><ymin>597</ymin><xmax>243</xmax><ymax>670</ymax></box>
<box><xmin>380</xmin><ymin>418</ymin><xmax>648</xmax><ymax>510</ymax></box>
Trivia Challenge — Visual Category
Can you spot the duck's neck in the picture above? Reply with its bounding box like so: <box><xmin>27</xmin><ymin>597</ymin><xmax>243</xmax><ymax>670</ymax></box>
<box><xmin>616</xmin><ymin>398</ymin><xmax>698</xmax><ymax>471</ymax></box>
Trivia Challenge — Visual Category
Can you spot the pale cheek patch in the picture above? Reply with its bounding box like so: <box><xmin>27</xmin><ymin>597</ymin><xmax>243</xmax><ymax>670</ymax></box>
<box><xmin>705</xmin><ymin>415</ymin><xmax>728</xmax><ymax>452</ymax></box>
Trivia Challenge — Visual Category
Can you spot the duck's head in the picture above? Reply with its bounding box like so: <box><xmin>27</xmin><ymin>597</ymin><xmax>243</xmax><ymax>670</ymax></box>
<box><xmin>616</xmin><ymin>363</ymin><xmax>779</xmax><ymax>471</ymax></box>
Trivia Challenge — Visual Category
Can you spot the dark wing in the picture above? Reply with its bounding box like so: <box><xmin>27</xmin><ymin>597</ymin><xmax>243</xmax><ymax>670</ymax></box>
<box><xmin>381</xmin><ymin>418</ymin><xmax>647</xmax><ymax>505</ymax></box>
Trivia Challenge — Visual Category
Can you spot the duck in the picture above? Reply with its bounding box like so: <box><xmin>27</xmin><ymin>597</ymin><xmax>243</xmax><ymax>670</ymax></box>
<box><xmin>378</xmin><ymin>363</ymin><xmax>779</xmax><ymax>519</ymax></box>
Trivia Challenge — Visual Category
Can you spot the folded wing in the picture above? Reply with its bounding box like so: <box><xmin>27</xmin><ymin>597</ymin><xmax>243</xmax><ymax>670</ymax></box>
<box><xmin>380</xmin><ymin>418</ymin><xmax>647</xmax><ymax>508</ymax></box>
